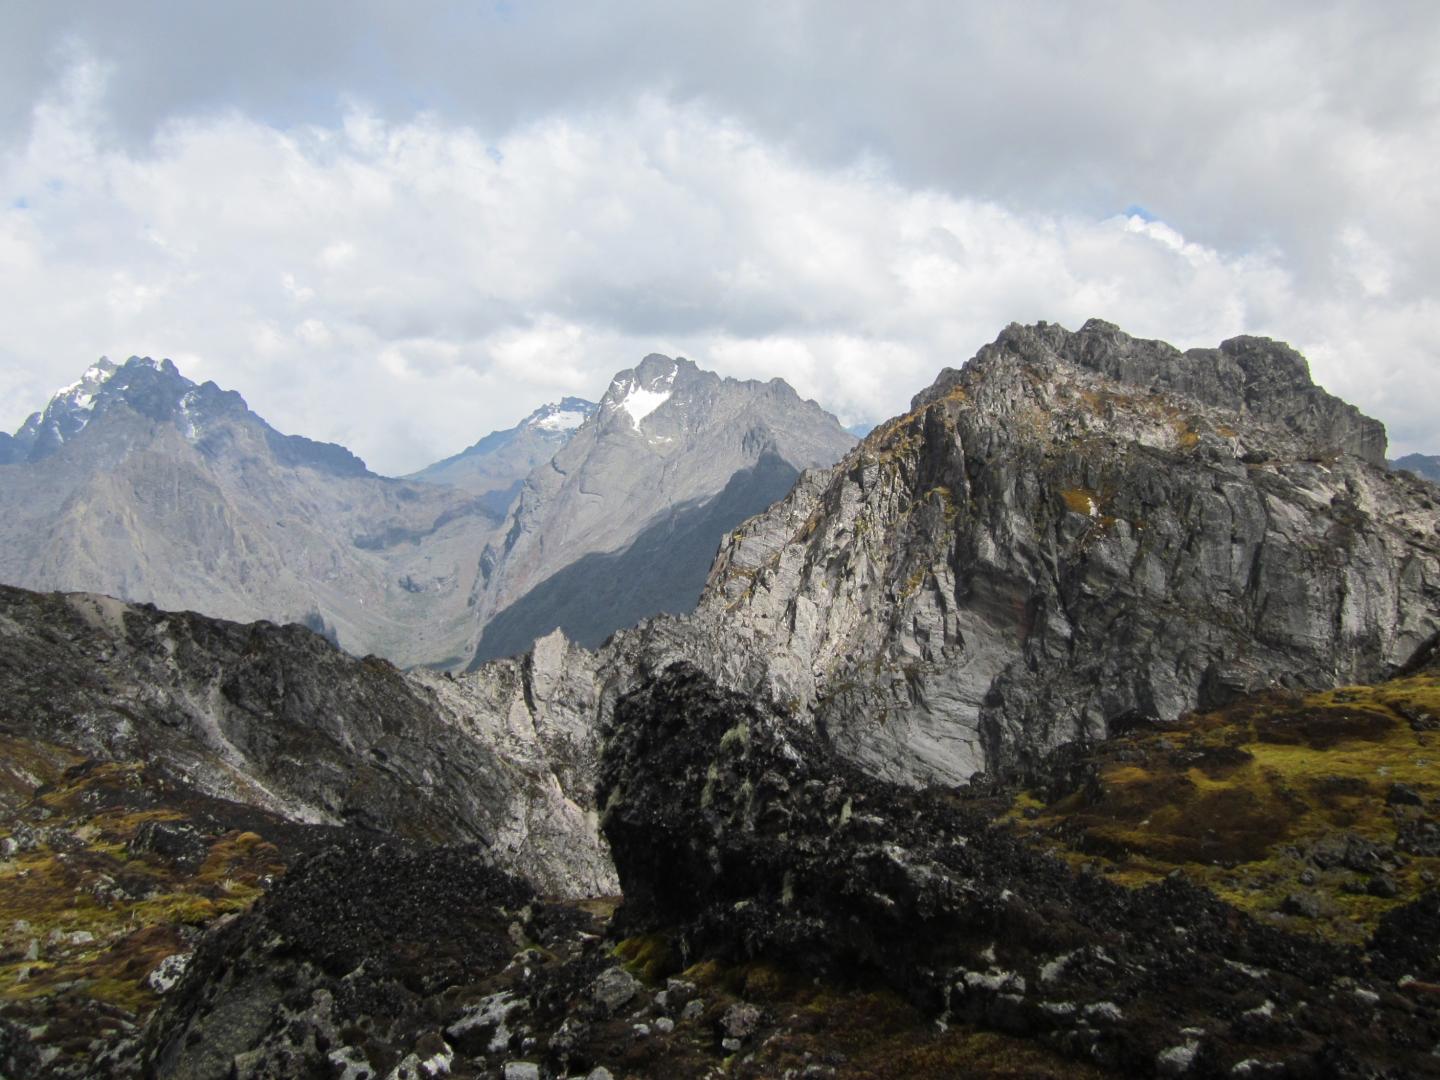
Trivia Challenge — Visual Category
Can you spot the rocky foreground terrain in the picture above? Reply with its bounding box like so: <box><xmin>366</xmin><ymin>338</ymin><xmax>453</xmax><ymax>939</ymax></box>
<box><xmin>2</xmin><ymin>320</ymin><xmax>1440</xmax><ymax>1076</ymax></box>
<box><xmin>5</xmin><ymin>656</ymin><xmax>1440</xmax><ymax>1076</ymax></box>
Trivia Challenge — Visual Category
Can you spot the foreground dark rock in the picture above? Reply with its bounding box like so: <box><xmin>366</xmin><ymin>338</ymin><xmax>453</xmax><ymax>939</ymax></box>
<box><xmin>599</xmin><ymin>664</ymin><xmax>1440</xmax><ymax>1077</ymax></box>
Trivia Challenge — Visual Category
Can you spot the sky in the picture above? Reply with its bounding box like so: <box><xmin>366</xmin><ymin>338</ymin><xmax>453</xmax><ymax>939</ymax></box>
<box><xmin>1</xmin><ymin>2</ymin><xmax>1436</xmax><ymax>475</ymax></box>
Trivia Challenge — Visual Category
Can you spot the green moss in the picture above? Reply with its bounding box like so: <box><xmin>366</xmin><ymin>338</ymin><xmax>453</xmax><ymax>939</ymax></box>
<box><xmin>1013</xmin><ymin>668</ymin><xmax>1440</xmax><ymax>944</ymax></box>
<box><xmin>614</xmin><ymin>932</ymin><xmax>679</xmax><ymax>982</ymax></box>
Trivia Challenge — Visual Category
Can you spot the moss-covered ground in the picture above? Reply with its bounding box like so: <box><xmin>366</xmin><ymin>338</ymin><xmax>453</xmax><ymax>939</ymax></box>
<box><xmin>0</xmin><ymin>738</ymin><xmax>313</xmax><ymax>1072</ymax></box>
<box><xmin>1009</xmin><ymin>666</ymin><xmax>1440</xmax><ymax>945</ymax></box>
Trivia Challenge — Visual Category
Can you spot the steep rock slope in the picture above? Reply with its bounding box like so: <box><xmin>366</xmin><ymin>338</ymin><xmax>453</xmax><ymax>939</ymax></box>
<box><xmin>469</xmin><ymin>353</ymin><xmax>854</xmax><ymax>662</ymax></box>
<box><xmin>0</xmin><ymin>357</ymin><xmax>496</xmax><ymax>666</ymax></box>
<box><xmin>408</xmin><ymin>396</ymin><xmax>597</xmax><ymax>514</ymax></box>
<box><xmin>682</xmin><ymin>319</ymin><xmax>1440</xmax><ymax>785</ymax></box>
<box><xmin>0</xmin><ymin>585</ymin><xmax>614</xmax><ymax>897</ymax></box>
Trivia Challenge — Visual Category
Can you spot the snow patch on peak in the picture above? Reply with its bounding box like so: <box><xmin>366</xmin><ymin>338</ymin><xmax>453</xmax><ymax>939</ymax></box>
<box><xmin>611</xmin><ymin>365</ymin><xmax>677</xmax><ymax>429</ymax></box>
<box><xmin>533</xmin><ymin>408</ymin><xmax>588</xmax><ymax>432</ymax></box>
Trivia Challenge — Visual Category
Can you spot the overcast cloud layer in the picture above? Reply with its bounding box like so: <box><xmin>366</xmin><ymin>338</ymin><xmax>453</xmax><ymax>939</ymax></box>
<box><xmin>2</xmin><ymin>2</ymin><xmax>1436</xmax><ymax>474</ymax></box>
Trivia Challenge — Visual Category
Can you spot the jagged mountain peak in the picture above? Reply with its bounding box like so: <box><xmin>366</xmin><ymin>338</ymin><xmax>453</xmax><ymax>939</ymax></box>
<box><xmin>917</xmin><ymin>318</ymin><xmax>1386</xmax><ymax>465</ymax></box>
<box><xmin>5</xmin><ymin>354</ymin><xmax>368</xmax><ymax>476</ymax></box>
<box><xmin>600</xmin><ymin>353</ymin><xmax>686</xmax><ymax>430</ymax></box>
<box><xmin>407</xmin><ymin>395</ymin><xmax>599</xmax><ymax>503</ymax></box>
<box><xmin>469</xmin><ymin>352</ymin><xmax>856</xmax><ymax>661</ymax></box>
<box><xmin>523</xmin><ymin>396</ymin><xmax>598</xmax><ymax>433</ymax></box>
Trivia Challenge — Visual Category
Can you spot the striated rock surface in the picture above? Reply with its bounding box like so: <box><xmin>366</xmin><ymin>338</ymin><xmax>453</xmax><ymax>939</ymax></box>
<box><xmin>0</xmin><ymin>357</ymin><xmax>498</xmax><ymax>667</ymax></box>
<box><xmin>469</xmin><ymin>354</ymin><xmax>855</xmax><ymax>663</ymax></box>
<box><xmin>465</xmin><ymin>320</ymin><xmax>1440</xmax><ymax>803</ymax></box>
<box><xmin>676</xmin><ymin>319</ymin><xmax>1440</xmax><ymax>785</ymax></box>
<box><xmin>0</xmin><ymin>585</ymin><xmax>614</xmax><ymax>897</ymax></box>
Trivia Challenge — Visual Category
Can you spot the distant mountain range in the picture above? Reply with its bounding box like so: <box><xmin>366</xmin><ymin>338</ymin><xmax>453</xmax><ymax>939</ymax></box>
<box><xmin>0</xmin><ymin>352</ymin><xmax>854</xmax><ymax>667</ymax></box>
<box><xmin>1392</xmin><ymin>452</ymin><xmax>1440</xmax><ymax>483</ymax></box>
<box><xmin>0</xmin><ymin>356</ymin><xmax>493</xmax><ymax>666</ymax></box>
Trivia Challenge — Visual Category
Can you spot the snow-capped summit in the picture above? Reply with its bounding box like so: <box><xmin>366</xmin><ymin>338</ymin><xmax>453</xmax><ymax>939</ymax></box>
<box><xmin>526</xmin><ymin>397</ymin><xmax>598</xmax><ymax>433</ymax></box>
<box><xmin>3</xmin><ymin>355</ymin><xmax>369</xmax><ymax>476</ymax></box>
<box><xmin>0</xmin><ymin>353</ymin><xmax>493</xmax><ymax>668</ymax></box>
<box><xmin>606</xmin><ymin>356</ymin><xmax>677</xmax><ymax>430</ymax></box>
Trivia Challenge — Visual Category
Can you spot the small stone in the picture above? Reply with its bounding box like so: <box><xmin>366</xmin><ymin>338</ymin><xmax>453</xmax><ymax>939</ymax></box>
<box><xmin>680</xmin><ymin>999</ymin><xmax>704</xmax><ymax>1022</ymax></box>
<box><xmin>1083</xmin><ymin>1001</ymin><xmax>1124</xmax><ymax>1023</ymax></box>
<box><xmin>590</xmin><ymin>966</ymin><xmax>640</xmax><ymax>1014</ymax></box>
<box><xmin>721</xmin><ymin>1001</ymin><xmax>762</xmax><ymax>1039</ymax></box>
<box><xmin>655</xmin><ymin>1017</ymin><xmax>675</xmax><ymax>1034</ymax></box>
<box><xmin>586</xmin><ymin>1070</ymin><xmax>614</xmax><ymax>1080</ymax></box>
<box><xmin>1298</xmin><ymin>869</ymin><xmax>1316</xmax><ymax>886</ymax></box>
<box><xmin>1387</xmin><ymin>783</ymin><xmax>1424</xmax><ymax>807</ymax></box>
<box><xmin>1281</xmin><ymin>892</ymin><xmax>1323</xmax><ymax>918</ymax></box>
<box><xmin>632</xmin><ymin>1023</ymin><xmax>650</xmax><ymax>1038</ymax></box>
<box><xmin>721</xmin><ymin>1037</ymin><xmax>742</xmax><ymax>1053</ymax></box>
<box><xmin>146</xmin><ymin>952</ymin><xmax>193</xmax><ymax>994</ymax></box>
<box><xmin>502</xmin><ymin>1064</ymin><xmax>540</xmax><ymax>1080</ymax></box>
<box><xmin>1367</xmin><ymin>874</ymin><xmax>1400</xmax><ymax>899</ymax></box>
<box><xmin>1156</xmin><ymin>1040</ymin><xmax>1199</xmax><ymax>1075</ymax></box>
<box><xmin>23</xmin><ymin>939</ymin><xmax>38</xmax><ymax>962</ymax></box>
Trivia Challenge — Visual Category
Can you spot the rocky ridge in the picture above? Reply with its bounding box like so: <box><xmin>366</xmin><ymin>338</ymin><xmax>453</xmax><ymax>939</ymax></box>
<box><xmin>669</xmin><ymin>319</ymin><xmax>1440</xmax><ymax>784</ymax></box>
<box><xmin>0</xmin><ymin>585</ymin><xmax>613</xmax><ymax>897</ymax></box>
<box><xmin>441</xmin><ymin>319</ymin><xmax>1440</xmax><ymax>900</ymax></box>
<box><xmin>457</xmin><ymin>320</ymin><xmax>1440</xmax><ymax>804</ymax></box>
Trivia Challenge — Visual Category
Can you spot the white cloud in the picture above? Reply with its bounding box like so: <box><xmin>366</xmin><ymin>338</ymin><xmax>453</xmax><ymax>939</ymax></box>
<box><xmin>0</xmin><ymin>46</ymin><xmax>1437</xmax><ymax>473</ymax></box>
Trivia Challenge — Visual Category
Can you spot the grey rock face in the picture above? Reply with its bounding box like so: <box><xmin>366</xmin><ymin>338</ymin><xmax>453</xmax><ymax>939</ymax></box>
<box><xmin>0</xmin><ymin>357</ymin><xmax>496</xmax><ymax>667</ymax></box>
<box><xmin>472</xmin><ymin>320</ymin><xmax>1440</xmax><ymax>808</ymax></box>
<box><xmin>685</xmin><ymin>320</ymin><xmax>1440</xmax><ymax>783</ymax></box>
<box><xmin>409</xmin><ymin>396</ymin><xmax>598</xmax><ymax>514</ymax></box>
<box><xmin>0</xmin><ymin>585</ymin><xmax>614</xmax><ymax>895</ymax></box>
<box><xmin>469</xmin><ymin>354</ymin><xmax>855</xmax><ymax>662</ymax></box>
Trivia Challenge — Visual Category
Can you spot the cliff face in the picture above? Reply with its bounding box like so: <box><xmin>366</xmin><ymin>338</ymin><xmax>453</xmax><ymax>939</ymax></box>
<box><xmin>467</xmin><ymin>320</ymin><xmax>1440</xmax><ymax>798</ymax></box>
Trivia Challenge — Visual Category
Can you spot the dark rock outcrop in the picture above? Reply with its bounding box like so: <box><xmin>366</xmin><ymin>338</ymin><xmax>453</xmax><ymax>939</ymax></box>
<box><xmin>0</xmin><ymin>584</ymin><xmax>614</xmax><ymax>895</ymax></box>
<box><xmin>598</xmin><ymin>662</ymin><xmax>1440</xmax><ymax>1077</ymax></box>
